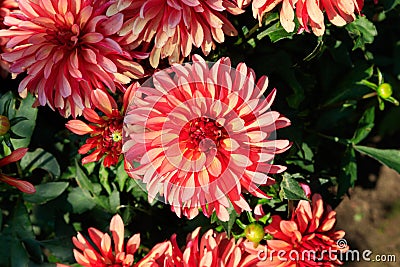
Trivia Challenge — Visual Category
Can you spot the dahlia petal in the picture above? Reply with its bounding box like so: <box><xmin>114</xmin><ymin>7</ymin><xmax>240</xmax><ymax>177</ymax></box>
<box><xmin>66</xmin><ymin>120</ymin><xmax>94</xmax><ymax>135</ymax></box>
<box><xmin>110</xmin><ymin>214</ymin><xmax>125</xmax><ymax>254</ymax></box>
<box><xmin>0</xmin><ymin>174</ymin><xmax>36</xmax><ymax>194</ymax></box>
<box><xmin>92</xmin><ymin>89</ymin><xmax>117</xmax><ymax>115</ymax></box>
<box><xmin>81</xmin><ymin>32</ymin><xmax>104</xmax><ymax>43</ymax></box>
<box><xmin>73</xmin><ymin>249</ymin><xmax>90</xmax><ymax>266</ymax></box>
<box><xmin>0</xmin><ymin>148</ymin><xmax>28</xmax><ymax>166</ymax></box>
<box><xmin>126</xmin><ymin>233</ymin><xmax>140</xmax><ymax>255</ymax></box>
<box><xmin>100</xmin><ymin>13</ymin><xmax>123</xmax><ymax>35</ymax></box>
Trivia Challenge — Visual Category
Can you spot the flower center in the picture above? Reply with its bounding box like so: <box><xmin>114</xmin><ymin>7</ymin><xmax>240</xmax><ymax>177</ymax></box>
<box><xmin>111</xmin><ymin>130</ymin><xmax>122</xmax><ymax>142</ymax></box>
<box><xmin>180</xmin><ymin>117</ymin><xmax>227</xmax><ymax>152</ymax></box>
<box><xmin>51</xmin><ymin>24</ymin><xmax>80</xmax><ymax>48</ymax></box>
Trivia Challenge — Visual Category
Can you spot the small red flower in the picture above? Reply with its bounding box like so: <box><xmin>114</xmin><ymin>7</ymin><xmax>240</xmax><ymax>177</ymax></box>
<box><xmin>0</xmin><ymin>147</ymin><xmax>36</xmax><ymax>194</ymax></box>
<box><xmin>72</xmin><ymin>214</ymin><xmax>140</xmax><ymax>267</ymax></box>
<box><xmin>66</xmin><ymin>83</ymin><xmax>138</xmax><ymax>167</ymax></box>
<box><xmin>244</xmin><ymin>194</ymin><xmax>347</xmax><ymax>266</ymax></box>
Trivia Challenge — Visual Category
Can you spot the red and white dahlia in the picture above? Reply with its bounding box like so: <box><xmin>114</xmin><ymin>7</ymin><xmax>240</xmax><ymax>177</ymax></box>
<box><xmin>244</xmin><ymin>194</ymin><xmax>348</xmax><ymax>266</ymax></box>
<box><xmin>0</xmin><ymin>0</ymin><xmax>145</xmax><ymax>117</ymax></box>
<box><xmin>108</xmin><ymin>0</ymin><xmax>243</xmax><ymax>68</ymax></box>
<box><xmin>252</xmin><ymin>0</ymin><xmax>364</xmax><ymax>36</ymax></box>
<box><xmin>123</xmin><ymin>55</ymin><xmax>291</xmax><ymax>221</ymax></box>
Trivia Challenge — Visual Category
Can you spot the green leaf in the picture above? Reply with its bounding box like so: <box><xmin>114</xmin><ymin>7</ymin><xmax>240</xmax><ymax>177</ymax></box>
<box><xmin>75</xmin><ymin>160</ymin><xmax>94</xmax><ymax>193</ymax></box>
<box><xmin>324</xmin><ymin>64</ymin><xmax>373</xmax><ymax>106</ymax></box>
<box><xmin>212</xmin><ymin>207</ymin><xmax>238</xmax><ymax>237</ymax></box>
<box><xmin>351</xmin><ymin>106</ymin><xmax>375</xmax><ymax>144</ymax></box>
<box><xmin>10</xmin><ymin>94</ymin><xmax>38</xmax><ymax>149</ymax></box>
<box><xmin>354</xmin><ymin>146</ymin><xmax>400</xmax><ymax>173</ymax></box>
<box><xmin>116</xmin><ymin>160</ymin><xmax>129</xmax><ymax>191</ymax></box>
<box><xmin>287</xmin><ymin>143</ymin><xmax>314</xmax><ymax>172</ymax></box>
<box><xmin>346</xmin><ymin>16</ymin><xmax>378</xmax><ymax>51</ymax></box>
<box><xmin>40</xmin><ymin>237</ymin><xmax>74</xmax><ymax>263</ymax></box>
<box><xmin>108</xmin><ymin>188</ymin><xmax>120</xmax><ymax>212</ymax></box>
<box><xmin>23</xmin><ymin>182</ymin><xmax>69</xmax><ymax>204</ymax></box>
<box><xmin>10</xmin><ymin>238</ymin><xmax>29</xmax><ymax>267</ymax></box>
<box><xmin>20</xmin><ymin>148</ymin><xmax>60</xmax><ymax>176</ymax></box>
<box><xmin>67</xmin><ymin>187</ymin><xmax>96</xmax><ymax>214</ymax></box>
<box><xmin>99</xmin><ymin>163</ymin><xmax>112</xmax><ymax>195</ymax></box>
<box><xmin>337</xmin><ymin>147</ymin><xmax>357</xmax><ymax>197</ymax></box>
<box><xmin>257</xmin><ymin>21</ymin><xmax>294</xmax><ymax>43</ymax></box>
<box><xmin>279</xmin><ymin>173</ymin><xmax>308</xmax><ymax>200</ymax></box>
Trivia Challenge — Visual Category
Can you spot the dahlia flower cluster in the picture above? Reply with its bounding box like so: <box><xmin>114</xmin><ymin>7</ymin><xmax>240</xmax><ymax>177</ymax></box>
<box><xmin>0</xmin><ymin>0</ymin><xmax>361</xmax><ymax>265</ymax></box>
<box><xmin>64</xmin><ymin>194</ymin><xmax>347</xmax><ymax>266</ymax></box>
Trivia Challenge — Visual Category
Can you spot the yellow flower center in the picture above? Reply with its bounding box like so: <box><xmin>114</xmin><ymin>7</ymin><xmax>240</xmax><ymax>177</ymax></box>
<box><xmin>111</xmin><ymin>130</ymin><xmax>122</xmax><ymax>142</ymax></box>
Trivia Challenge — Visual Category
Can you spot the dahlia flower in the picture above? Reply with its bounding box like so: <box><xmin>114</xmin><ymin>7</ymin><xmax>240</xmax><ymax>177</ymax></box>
<box><xmin>0</xmin><ymin>0</ymin><xmax>17</xmax><ymax>77</ymax></box>
<box><xmin>0</xmin><ymin>147</ymin><xmax>36</xmax><ymax>194</ymax></box>
<box><xmin>123</xmin><ymin>55</ymin><xmax>291</xmax><ymax>221</ymax></box>
<box><xmin>0</xmin><ymin>0</ymin><xmax>145</xmax><ymax>117</ymax></box>
<box><xmin>71</xmin><ymin>214</ymin><xmax>168</xmax><ymax>267</ymax></box>
<box><xmin>138</xmin><ymin>227</ymin><xmax>255</xmax><ymax>267</ymax></box>
<box><xmin>244</xmin><ymin>194</ymin><xmax>348</xmax><ymax>266</ymax></box>
<box><xmin>66</xmin><ymin>83</ymin><xmax>139</xmax><ymax>167</ymax></box>
<box><xmin>108</xmin><ymin>0</ymin><xmax>243</xmax><ymax>68</ymax></box>
<box><xmin>252</xmin><ymin>0</ymin><xmax>364</xmax><ymax>36</ymax></box>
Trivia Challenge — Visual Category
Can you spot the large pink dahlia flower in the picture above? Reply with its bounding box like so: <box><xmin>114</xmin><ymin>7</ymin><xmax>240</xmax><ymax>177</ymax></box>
<box><xmin>0</xmin><ymin>0</ymin><xmax>145</xmax><ymax>117</ymax></box>
<box><xmin>251</xmin><ymin>0</ymin><xmax>364</xmax><ymax>36</ymax></box>
<box><xmin>108</xmin><ymin>0</ymin><xmax>243</xmax><ymax>68</ymax></box>
<box><xmin>123</xmin><ymin>55</ymin><xmax>291</xmax><ymax>221</ymax></box>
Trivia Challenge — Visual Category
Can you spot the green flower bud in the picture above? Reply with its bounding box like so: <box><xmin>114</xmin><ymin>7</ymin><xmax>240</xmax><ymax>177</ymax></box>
<box><xmin>377</xmin><ymin>83</ymin><xmax>393</xmax><ymax>99</ymax></box>
<box><xmin>244</xmin><ymin>222</ymin><xmax>265</xmax><ymax>247</ymax></box>
<box><xmin>0</xmin><ymin>115</ymin><xmax>10</xmax><ymax>136</ymax></box>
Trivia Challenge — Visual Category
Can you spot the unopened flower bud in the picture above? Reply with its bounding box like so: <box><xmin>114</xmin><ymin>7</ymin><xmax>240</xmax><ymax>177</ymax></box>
<box><xmin>245</xmin><ymin>222</ymin><xmax>265</xmax><ymax>247</ymax></box>
<box><xmin>377</xmin><ymin>83</ymin><xmax>393</xmax><ymax>99</ymax></box>
<box><xmin>0</xmin><ymin>115</ymin><xmax>10</xmax><ymax>136</ymax></box>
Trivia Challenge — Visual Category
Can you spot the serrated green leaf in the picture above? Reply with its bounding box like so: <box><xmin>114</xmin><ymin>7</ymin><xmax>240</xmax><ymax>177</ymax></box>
<box><xmin>337</xmin><ymin>147</ymin><xmax>357</xmax><ymax>197</ymax></box>
<box><xmin>354</xmin><ymin>145</ymin><xmax>400</xmax><ymax>173</ymax></box>
<box><xmin>279</xmin><ymin>173</ymin><xmax>308</xmax><ymax>200</ymax></box>
<box><xmin>67</xmin><ymin>187</ymin><xmax>96</xmax><ymax>214</ymax></box>
<box><xmin>20</xmin><ymin>148</ymin><xmax>60</xmax><ymax>176</ymax></box>
<box><xmin>23</xmin><ymin>182</ymin><xmax>68</xmax><ymax>204</ymax></box>
<box><xmin>351</xmin><ymin>106</ymin><xmax>375</xmax><ymax>144</ymax></box>
<box><xmin>346</xmin><ymin>16</ymin><xmax>378</xmax><ymax>51</ymax></box>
